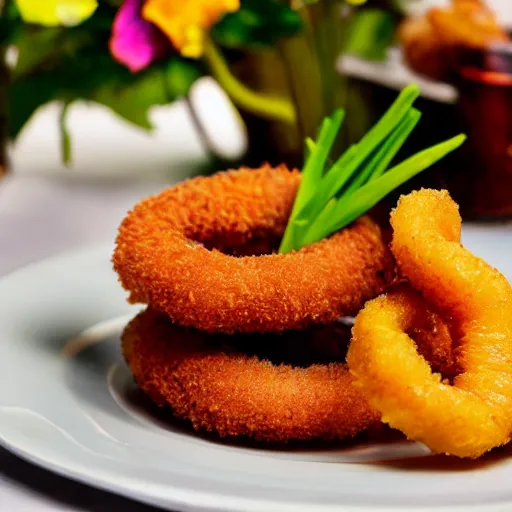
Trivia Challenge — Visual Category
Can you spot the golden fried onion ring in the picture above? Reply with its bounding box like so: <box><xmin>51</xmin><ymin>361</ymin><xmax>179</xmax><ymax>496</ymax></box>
<box><xmin>122</xmin><ymin>308</ymin><xmax>381</xmax><ymax>442</ymax></box>
<box><xmin>114</xmin><ymin>165</ymin><xmax>393</xmax><ymax>334</ymax></box>
<box><xmin>347</xmin><ymin>189</ymin><xmax>512</xmax><ymax>458</ymax></box>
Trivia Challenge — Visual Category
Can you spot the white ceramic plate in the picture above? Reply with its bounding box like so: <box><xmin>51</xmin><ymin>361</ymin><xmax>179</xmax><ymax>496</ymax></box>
<box><xmin>1</xmin><ymin>235</ymin><xmax>512</xmax><ymax>512</ymax></box>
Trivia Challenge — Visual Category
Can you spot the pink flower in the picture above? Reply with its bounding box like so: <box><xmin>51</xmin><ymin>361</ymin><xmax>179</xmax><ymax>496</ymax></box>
<box><xmin>109</xmin><ymin>0</ymin><xmax>169</xmax><ymax>73</ymax></box>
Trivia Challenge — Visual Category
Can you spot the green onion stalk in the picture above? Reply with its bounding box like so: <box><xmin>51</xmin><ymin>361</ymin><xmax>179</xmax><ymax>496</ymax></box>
<box><xmin>279</xmin><ymin>84</ymin><xmax>466</xmax><ymax>254</ymax></box>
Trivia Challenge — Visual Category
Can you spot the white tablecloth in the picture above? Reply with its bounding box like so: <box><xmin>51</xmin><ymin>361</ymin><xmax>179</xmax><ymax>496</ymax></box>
<box><xmin>0</xmin><ymin>173</ymin><xmax>174</xmax><ymax>511</ymax></box>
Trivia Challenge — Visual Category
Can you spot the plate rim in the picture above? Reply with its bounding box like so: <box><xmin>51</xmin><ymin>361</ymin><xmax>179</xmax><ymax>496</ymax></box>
<box><xmin>1</xmin><ymin>245</ymin><xmax>512</xmax><ymax>512</ymax></box>
<box><xmin>3</xmin><ymin>438</ymin><xmax>512</xmax><ymax>512</ymax></box>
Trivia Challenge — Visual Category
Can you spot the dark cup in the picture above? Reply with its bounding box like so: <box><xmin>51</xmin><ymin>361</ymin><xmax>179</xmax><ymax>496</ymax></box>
<box><xmin>453</xmin><ymin>43</ymin><xmax>512</xmax><ymax>217</ymax></box>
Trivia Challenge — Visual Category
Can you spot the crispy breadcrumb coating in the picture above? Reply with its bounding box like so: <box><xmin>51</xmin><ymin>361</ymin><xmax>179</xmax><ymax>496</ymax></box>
<box><xmin>348</xmin><ymin>189</ymin><xmax>512</xmax><ymax>458</ymax></box>
<box><xmin>122</xmin><ymin>308</ymin><xmax>380</xmax><ymax>442</ymax></box>
<box><xmin>113</xmin><ymin>165</ymin><xmax>394</xmax><ymax>334</ymax></box>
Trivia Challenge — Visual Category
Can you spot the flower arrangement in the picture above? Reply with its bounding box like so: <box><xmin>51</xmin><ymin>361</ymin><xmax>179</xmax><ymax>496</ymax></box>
<box><xmin>0</xmin><ymin>0</ymin><xmax>410</xmax><ymax>167</ymax></box>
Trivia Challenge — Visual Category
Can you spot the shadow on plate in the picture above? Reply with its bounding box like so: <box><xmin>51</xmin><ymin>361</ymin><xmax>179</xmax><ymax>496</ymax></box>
<box><xmin>119</xmin><ymin>375</ymin><xmax>400</xmax><ymax>453</ymax></box>
<box><xmin>0</xmin><ymin>447</ymin><xmax>163</xmax><ymax>512</ymax></box>
<box><xmin>63</xmin><ymin>318</ymin><xmax>512</xmax><ymax>469</ymax></box>
<box><xmin>372</xmin><ymin>443</ymin><xmax>512</xmax><ymax>472</ymax></box>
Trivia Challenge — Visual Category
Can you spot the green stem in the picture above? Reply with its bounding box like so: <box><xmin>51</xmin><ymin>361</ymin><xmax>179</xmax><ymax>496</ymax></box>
<box><xmin>309</xmin><ymin>0</ymin><xmax>348</xmax><ymax>155</ymax></box>
<box><xmin>277</xmin><ymin>42</ymin><xmax>305</xmax><ymax>146</ymax></box>
<box><xmin>59</xmin><ymin>101</ymin><xmax>72</xmax><ymax>166</ymax></box>
<box><xmin>203</xmin><ymin>38</ymin><xmax>296</xmax><ymax>125</ymax></box>
<box><xmin>276</xmin><ymin>26</ymin><xmax>323</xmax><ymax>148</ymax></box>
<box><xmin>320</xmin><ymin>0</ymin><xmax>336</xmax><ymax>114</ymax></box>
<box><xmin>0</xmin><ymin>44</ymin><xmax>7</xmax><ymax>176</ymax></box>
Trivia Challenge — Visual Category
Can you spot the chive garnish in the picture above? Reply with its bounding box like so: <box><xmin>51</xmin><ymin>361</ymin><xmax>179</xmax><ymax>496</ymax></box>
<box><xmin>278</xmin><ymin>85</ymin><xmax>466</xmax><ymax>254</ymax></box>
<box><xmin>301</xmin><ymin>134</ymin><xmax>466</xmax><ymax>247</ymax></box>
<box><xmin>280</xmin><ymin>109</ymin><xmax>345</xmax><ymax>252</ymax></box>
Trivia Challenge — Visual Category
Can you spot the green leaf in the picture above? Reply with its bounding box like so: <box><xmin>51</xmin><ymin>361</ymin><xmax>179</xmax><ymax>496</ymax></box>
<box><xmin>10</xmin><ymin>3</ymin><xmax>118</xmax><ymax>78</ymax></box>
<box><xmin>300</xmin><ymin>109</ymin><xmax>344</xmax><ymax>201</ymax></box>
<box><xmin>212</xmin><ymin>0</ymin><xmax>302</xmax><ymax>49</ymax></box>
<box><xmin>6</xmin><ymin>3</ymin><xmax>202</xmax><ymax>150</ymax></box>
<box><xmin>342</xmin><ymin>107</ymin><xmax>421</xmax><ymax>194</ymax></box>
<box><xmin>304</xmin><ymin>137</ymin><xmax>315</xmax><ymax>159</ymax></box>
<box><xmin>10</xmin><ymin>27</ymin><xmax>65</xmax><ymax>78</ymax></box>
<box><xmin>91</xmin><ymin>58</ymin><xmax>201</xmax><ymax>130</ymax></box>
<box><xmin>279</xmin><ymin>109</ymin><xmax>344</xmax><ymax>253</ymax></box>
<box><xmin>8</xmin><ymin>73</ymin><xmax>59</xmax><ymax>138</ymax></box>
<box><xmin>319</xmin><ymin>84</ymin><xmax>419</xmax><ymax>199</ymax></box>
<box><xmin>9</xmin><ymin>49</ymin><xmax>202</xmax><ymax>138</ymax></box>
<box><xmin>3</xmin><ymin>0</ymin><xmax>20</xmax><ymax>19</ymax></box>
<box><xmin>344</xmin><ymin>8</ymin><xmax>396</xmax><ymax>61</ymax></box>
<box><xmin>302</xmin><ymin>134</ymin><xmax>467</xmax><ymax>246</ymax></box>
<box><xmin>0</xmin><ymin>1</ymin><xmax>21</xmax><ymax>43</ymax></box>
<box><xmin>91</xmin><ymin>70</ymin><xmax>166</xmax><ymax>130</ymax></box>
<box><xmin>59</xmin><ymin>101</ymin><xmax>72</xmax><ymax>165</ymax></box>
<box><xmin>287</xmin><ymin>84</ymin><xmax>420</xmax><ymax>249</ymax></box>
<box><xmin>164</xmin><ymin>58</ymin><xmax>203</xmax><ymax>98</ymax></box>
<box><xmin>279</xmin><ymin>83</ymin><xmax>467</xmax><ymax>254</ymax></box>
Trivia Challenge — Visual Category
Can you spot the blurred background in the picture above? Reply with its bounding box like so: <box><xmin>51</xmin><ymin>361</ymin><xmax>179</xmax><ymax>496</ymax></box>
<box><xmin>2</xmin><ymin>0</ymin><xmax>512</xmax><ymax>219</ymax></box>
<box><xmin>1</xmin><ymin>0</ymin><xmax>512</xmax><ymax>270</ymax></box>
<box><xmin>1</xmin><ymin>2</ymin><xmax>512</xmax><ymax>509</ymax></box>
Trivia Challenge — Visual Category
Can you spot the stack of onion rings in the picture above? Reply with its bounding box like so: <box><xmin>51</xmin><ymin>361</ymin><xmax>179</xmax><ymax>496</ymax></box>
<box><xmin>114</xmin><ymin>164</ymin><xmax>398</xmax><ymax>442</ymax></box>
<box><xmin>123</xmin><ymin>306</ymin><xmax>456</xmax><ymax>442</ymax></box>
<box><xmin>347</xmin><ymin>189</ymin><xmax>512</xmax><ymax>458</ymax></box>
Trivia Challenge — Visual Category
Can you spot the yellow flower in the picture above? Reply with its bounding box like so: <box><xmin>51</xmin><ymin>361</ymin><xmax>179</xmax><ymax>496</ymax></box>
<box><xmin>142</xmin><ymin>0</ymin><xmax>240</xmax><ymax>58</ymax></box>
<box><xmin>15</xmin><ymin>0</ymin><xmax>98</xmax><ymax>27</ymax></box>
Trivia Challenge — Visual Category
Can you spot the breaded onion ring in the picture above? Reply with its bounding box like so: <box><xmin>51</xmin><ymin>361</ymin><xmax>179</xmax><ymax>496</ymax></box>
<box><xmin>122</xmin><ymin>308</ymin><xmax>380</xmax><ymax>442</ymax></box>
<box><xmin>347</xmin><ymin>189</ymin><xmax>512</xmax><ymax>458</ymax></box>
<box><xmin>389</xmin><ymin>285</ymin><xmax>457</xmax><ymax>379</ymax></box>
<box><xmin>399</xmin><ymin>0</ymin><xmax>510</xmax><ymax>81</ymax></box>
<box><xmin>114</xmin><ymin>165</ymin><xmax>393</xmax><ymax>334</ymax></box>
